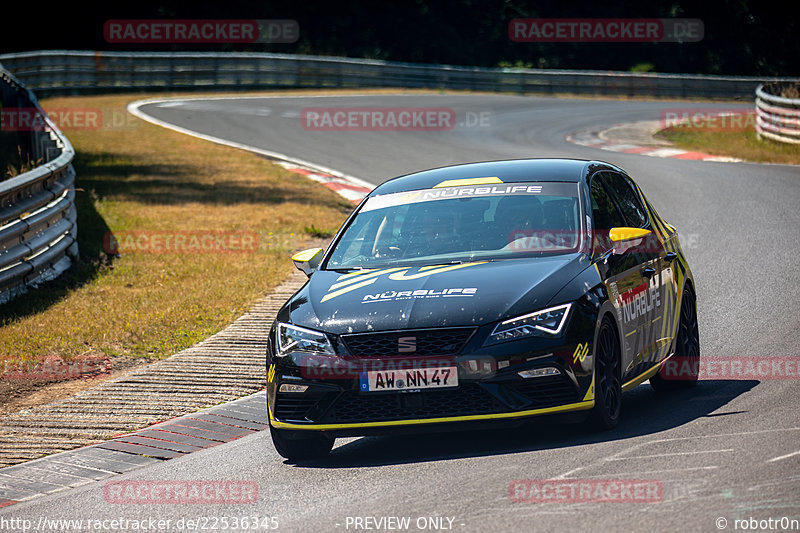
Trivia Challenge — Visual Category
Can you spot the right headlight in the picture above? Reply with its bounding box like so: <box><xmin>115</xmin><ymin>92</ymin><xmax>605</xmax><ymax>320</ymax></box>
<box><xmin>487</xmin><ymin>303</ymin><xmax>573</xmax><ymax>344</ymax></box>
<box><xmin>275</xmin><ymin>323</ymin><xmax>336</xmax><ymax>357</ymax></box>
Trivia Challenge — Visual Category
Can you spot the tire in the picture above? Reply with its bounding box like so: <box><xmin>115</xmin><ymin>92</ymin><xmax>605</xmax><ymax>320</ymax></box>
<box><xmin>590</xmin><ymin>316</ymin><xmax>622</xmax><ymax>430</ymax></box>
<box><xmin>269</xmin><ymin>424</ymin><xmax>334</xmax><ymax>462</ymax></box>
<box><xmin>650</xmin><ymin>287</ymin><xmax>700</xmax><ymax>392</ymax></box>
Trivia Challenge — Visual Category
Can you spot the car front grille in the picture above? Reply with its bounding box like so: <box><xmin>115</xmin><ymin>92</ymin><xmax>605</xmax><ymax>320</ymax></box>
<box><xmin>340</xmin><ymin>328</ymin><xmax>475</xmax><ymax>357</ymax></box>
<box><xmin>321</xmin><ymin>384</ymin><xmax>509</xmax><ymax>423</ymax></box>
<box><xmin>274</xmin><ymin>374</ymin><xmax>581</xmax><ymax>425</ymax></box>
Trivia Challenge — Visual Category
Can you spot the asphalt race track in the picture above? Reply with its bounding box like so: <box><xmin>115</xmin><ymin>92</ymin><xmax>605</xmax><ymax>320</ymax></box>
<box><xmin>3</xmin><ymin>94</ymin><xmax>799</xmax><ymax>532</ymax></box>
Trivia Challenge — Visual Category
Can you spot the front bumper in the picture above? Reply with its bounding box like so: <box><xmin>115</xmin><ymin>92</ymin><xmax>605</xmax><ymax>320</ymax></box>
<box><xmin>267</xmin><ymin>347</ymin><xmax>595</xmax><ymax>435</ymax></box>
<box><xmin>267</xmin><ymin>299</ymin><xmax>600</xmax><ymax>436</ymax></box>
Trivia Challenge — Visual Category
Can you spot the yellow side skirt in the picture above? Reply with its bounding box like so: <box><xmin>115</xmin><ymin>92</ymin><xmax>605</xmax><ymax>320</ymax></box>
<box><xmin>270</xmin><ymin>399</ymin><xmax>595</xmax><ymax>431</ymax></box>
<box><xmin>621</xmin><ymin>355</ymin><xmax>673</xmax><ymax>392</ymax></box>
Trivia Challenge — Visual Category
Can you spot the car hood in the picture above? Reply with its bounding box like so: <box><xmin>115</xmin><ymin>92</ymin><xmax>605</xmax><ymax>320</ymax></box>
<box><xmin>284</xmin><ymin>254</ymin><xmax>590</xmax><ymax>334</ymax></box>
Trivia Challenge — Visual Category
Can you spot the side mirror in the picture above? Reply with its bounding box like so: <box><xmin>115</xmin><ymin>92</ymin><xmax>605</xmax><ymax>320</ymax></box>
<box><xmin>608</xmin><ymin>227</ymin><xmax>653</xmax><ymax>255</ymax></box>
<box><xmin>292</xmin><ymin>248</ymin><xmax>324</xmax><ymax>277</ymax></box>
<box><xmin>609</xmin><ymin>227</ymin><xmax>652</xmax><ymax>243</ymax></box>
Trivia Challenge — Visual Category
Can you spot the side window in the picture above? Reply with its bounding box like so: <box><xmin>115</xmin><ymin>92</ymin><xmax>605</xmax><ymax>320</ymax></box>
<box><xmin>601</xmin><ymin>172</ymin><xmax>649</xmax><ymax>228</ymax></box>
<box><xmin>591</xmin><ymin>177</ymin><xmax>626</xmax><ymax>231</ymax></box>
<box><xmin>590</xmin><ymin>177</ymin><xmax>626</xmax><ymax>255</ymax></box>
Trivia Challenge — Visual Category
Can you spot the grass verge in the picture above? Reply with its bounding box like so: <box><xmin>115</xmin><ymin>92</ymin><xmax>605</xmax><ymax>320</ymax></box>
<box><xmin>657</xmin><ymin>127</ymin><xmax>800</xmax><ymax>165</ymax></box>
<box><xmin>1</xmin><ymin>92</ymin><xmax>352</xmax><ymax>385</ymax></box>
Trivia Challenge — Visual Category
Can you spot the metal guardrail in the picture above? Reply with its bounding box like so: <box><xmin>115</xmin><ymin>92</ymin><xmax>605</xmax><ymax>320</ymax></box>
<box><xmin>0</xmin><ymin>50</ymin><xmax>797</xmax><ymax>99</ymax></box>
<box><xmin>755</xmin><ymin>83</ymin><xmax>800</xmax><ymax>144</ymax></box>
<box><xmin>0</xmin><ymin>65</ymin><xmax>78</xmax><ymax>305</ymax></box>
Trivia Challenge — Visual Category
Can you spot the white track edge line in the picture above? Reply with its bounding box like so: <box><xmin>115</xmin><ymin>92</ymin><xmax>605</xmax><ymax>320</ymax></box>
<box><xmin>127</xmin><ymin>97</ymin><xmax>376</xmax><ymax>191</ymax></box>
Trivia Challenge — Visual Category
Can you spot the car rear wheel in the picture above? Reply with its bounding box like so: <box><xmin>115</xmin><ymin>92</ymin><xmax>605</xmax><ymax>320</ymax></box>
<box><xmin>269</xmin><ymin>424</ymin><xmax>334</xmax><ymax>462</ymax></box>
<box><xmin>590</xmin><ymin>316</ymin><xmax>622</xmax><ymax>430</ymax></box>
<box><xmin>650</xmin><ymin>287</ymin><xmax>700</xmax><ymax>391</ymax></box>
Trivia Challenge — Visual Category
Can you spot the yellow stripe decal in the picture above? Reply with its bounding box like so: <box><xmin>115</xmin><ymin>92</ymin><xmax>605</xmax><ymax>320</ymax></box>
<box><xmin>336</xmin><ymin>269</ymin><xmax>379</xmax><ymax>281</ymax></box>
<box><xmin>582</xmin><ymin>374</ymin><xmax>595</xmax><ymax>402</ymax></box>
<box><xmin>660</xmin><ymin>270</ymin><xmax>671</xmax><ymax>342</ymax></box>
<box><xmin>324</xmin><ymin>263</ymin><xmax>485</xmax><ymax>302</ymax></box>
<box><xmin>639</xmin><ymin>187</ymin><xmax>667</xmax><ymax>239</ymax></box>
<box><xmin>433</xmin><ymin>177</ymin><xmax>503</xmax><ymax>188</ymax></box>
<box><xmin>387</xmin><ymin>262</ymin><xmax>486</xmax><ymax>281</ymax></box>
<box><xmin>269</xmin><ymin>400</ymin><xmax>594</xmax><ymax>430</ymax></box>
<box><xmin>329</xmin><ymin>267</ymin><xmax>405</xmax><ymax>290</ymax></box>
<box><xmin>321</xmin><ymin>277</ymin><xmax>380</xmax><ymax>303</ymax></box>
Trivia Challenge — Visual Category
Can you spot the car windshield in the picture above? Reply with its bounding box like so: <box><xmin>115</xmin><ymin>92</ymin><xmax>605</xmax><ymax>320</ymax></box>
<box><xmin>325</xmin><ymin>181</ymin><xmax>583</xmax><ymax>269</ymax></box>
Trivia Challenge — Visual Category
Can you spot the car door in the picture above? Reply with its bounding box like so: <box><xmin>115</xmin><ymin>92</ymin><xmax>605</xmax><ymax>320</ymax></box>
<box><xmin>600</xmin><ymin>171</ymin><xmax>675</xmax><ymax>372</ymax></box>
<box><xmin>589</xmin><ymin>174</ymin><xmax>647</xmax><ymax>385</ymax></box>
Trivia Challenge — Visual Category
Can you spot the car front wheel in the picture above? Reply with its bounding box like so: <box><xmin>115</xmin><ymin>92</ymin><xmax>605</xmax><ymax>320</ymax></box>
<box><xmin>590</xmin><ymin>316</ymin><xmax>622</xmax><ymax>430</ymax></box>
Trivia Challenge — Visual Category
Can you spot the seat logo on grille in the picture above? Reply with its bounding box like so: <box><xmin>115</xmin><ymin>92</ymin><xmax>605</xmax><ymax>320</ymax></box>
<box><xmin>398</xmin><ymin>337</ymin><xmax>417</xmax><ymax>353</ymax></box>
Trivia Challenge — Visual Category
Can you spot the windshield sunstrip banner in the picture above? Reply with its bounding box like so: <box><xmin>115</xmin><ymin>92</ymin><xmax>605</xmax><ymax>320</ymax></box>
<box><xmin>361</xmin><ymin>182</ymin><xmax>579</xmax><ymax>213</ymax></box>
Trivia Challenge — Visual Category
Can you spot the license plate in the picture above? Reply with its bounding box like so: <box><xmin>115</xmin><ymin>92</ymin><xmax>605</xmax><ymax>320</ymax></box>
<box><xmin>359</xmin><ymin>366</ymin><xmax>458</xmax><ymax>392</ymax></box>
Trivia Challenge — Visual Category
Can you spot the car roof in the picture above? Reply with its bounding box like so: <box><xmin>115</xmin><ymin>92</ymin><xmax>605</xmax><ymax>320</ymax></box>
<box><xmin>369</xmin><ymin>159</ymin><xmax>622</xmax><ymax>195</ymax></box>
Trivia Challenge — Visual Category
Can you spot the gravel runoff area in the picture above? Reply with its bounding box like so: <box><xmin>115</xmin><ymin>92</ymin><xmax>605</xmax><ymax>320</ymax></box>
<box><xmin>0</xmin><ymin>270</ymin><xmax>307</xmax><ymax>469</ymax></box>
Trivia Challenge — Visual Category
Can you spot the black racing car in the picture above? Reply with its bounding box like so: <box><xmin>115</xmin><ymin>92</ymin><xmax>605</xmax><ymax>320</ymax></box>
<box><xmin>266</xmin><ymin>159</ymin><xmax>699</xmax><ymax>461</ymax></box>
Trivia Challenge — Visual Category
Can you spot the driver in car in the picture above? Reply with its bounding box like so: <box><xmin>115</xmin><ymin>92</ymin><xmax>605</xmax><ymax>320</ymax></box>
<box><xmin>404</xmin><ymin>204</ymin><xmax>460</xmax><ymax>258</ymax></box>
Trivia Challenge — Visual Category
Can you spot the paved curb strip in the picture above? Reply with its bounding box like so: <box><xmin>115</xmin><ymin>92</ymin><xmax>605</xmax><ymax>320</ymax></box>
<box><xmin>0</xmin><ymin>271</ymin><xmax>309</xmax><ymax>504</ymax></box>
<box><xmin>0</xmin><ymin>392</ymin><xmax>270</xmax><ymax>507</ymax></box>
<box><xmin>275</xmin><ymin>161</ymin><xmax>371</xmax><ymax>204</ymax></box>
<box><xmin>566</xmin><ymin>119</ymin><xmax>743</xmax><ymax>162</ymax></box>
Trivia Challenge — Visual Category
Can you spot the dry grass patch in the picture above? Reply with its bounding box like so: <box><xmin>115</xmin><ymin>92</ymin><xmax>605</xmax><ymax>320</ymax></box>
<box><xmin>657</xmin><ymin>127</ymin><xmax>800</xmax><ymax>165</ymax></box>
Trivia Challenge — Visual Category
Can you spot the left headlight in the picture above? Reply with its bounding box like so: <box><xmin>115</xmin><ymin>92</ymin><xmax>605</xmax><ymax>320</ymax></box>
<box><xmin>487</xmin><ymin>303</ymin><xmax>573</xmax><ymax>344</ymax></box>
<box><xmin>275</xmin><ymin>323</ymin><xmax>336</xmax><ymax>357</ymax></box>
